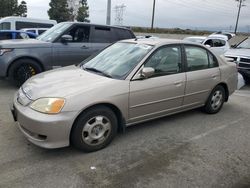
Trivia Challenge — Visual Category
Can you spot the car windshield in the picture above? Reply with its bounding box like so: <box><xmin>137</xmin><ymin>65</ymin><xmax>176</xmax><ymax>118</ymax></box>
<box><xmin>37</xmin><ymin>23</ymin><xmax>71</xmax><ymax>42</ymax></box>
<box><xmin>237</xmin><ymin>38</ymin><xmax>250</xmax><ymax>49</ymax></box>
<box><xmin>81</xmin><ymin>42</ymin><xmax>153</xmax><ymax>79</ymax></box>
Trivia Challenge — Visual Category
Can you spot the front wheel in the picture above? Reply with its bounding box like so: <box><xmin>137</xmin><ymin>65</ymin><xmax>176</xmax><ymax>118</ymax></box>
<box><xmin>71</xmin><ymin>106</ymin><xmax>118</xmax><ymax>152</ymax></box>
<box><xmin>8</xmin><ymin>59</ymin><xmax>42</xmax><ymax>86</ymax></box>
<box><xmin>203</xmin><ymin>85</ymin><xmax>225</xmax><ymax>114</ymax></box>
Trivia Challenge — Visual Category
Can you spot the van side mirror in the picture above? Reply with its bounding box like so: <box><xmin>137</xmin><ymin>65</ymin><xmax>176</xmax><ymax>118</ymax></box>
<box><xmin>61</xmin><ymin>35</ymin><xmax>73</xmax><ymax>43</ymax></box>
<box><xmin>141</xmin><ymin>67</ymin><xmax>155</xmax><ymax>79</ymax></box>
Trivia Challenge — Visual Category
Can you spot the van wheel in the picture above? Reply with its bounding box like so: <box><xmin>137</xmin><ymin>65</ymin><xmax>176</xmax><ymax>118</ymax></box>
<box><xmin>71</xmin><ymin>106</ymin><xmax>118</xmax><ymax>152</ymax></box>
<box><xmin>203</xmin><ymin>85</ymin><xmax>225</xmax><ymax>114</ymax></box>
<box><xmin>8</xmin><ymin>59</ymin><xmax>42</xmax><ymax>86</ymax></box>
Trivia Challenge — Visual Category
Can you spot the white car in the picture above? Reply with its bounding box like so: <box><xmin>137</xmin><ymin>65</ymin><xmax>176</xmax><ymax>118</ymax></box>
<box><xmin>224</xmin><ymin>37</ymin><xmax>250</xmax><ymax>82</ymax></box>
<box><xmin>21</xmin><ymin>28</ymin><xmax>48</xmax><ymax>35</ymax></box>
<box><xmin>210</xmin><ymin>32</ymin><xmax>235</xmax><ymax>40</ymax></box>
<box><xmin>203</xmin><ymin>37</ymin><xmax>230</xmax><ymax>55</ymax></box>
<box><xmin>184</xmin><ymin>36</ymin><xmax>230</xmax><ymax>55</ymax></box>
<box><xmin>183</xmin><ymin>36</ymin><xmax>206</xmax><ymax>44</ymax></box>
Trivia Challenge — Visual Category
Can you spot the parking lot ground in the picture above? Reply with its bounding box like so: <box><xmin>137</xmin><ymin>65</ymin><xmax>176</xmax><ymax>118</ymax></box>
<box><xmin>0</xmin><ymin>79</ymin><xmax>250</xmax><ymax>188</ymax></box>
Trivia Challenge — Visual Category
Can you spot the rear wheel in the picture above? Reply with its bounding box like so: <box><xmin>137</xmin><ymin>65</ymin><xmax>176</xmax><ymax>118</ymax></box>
<box><xmin>203</xmin><ymin>85</ymin><xmax>225</xmax><ymax>114</ymax></box>
<box><xmin>8</xmin><ymin>59</ymin><xmax>42</xmax><ymax>86</ymax></box>
<box><xmin>71</xmin><ymin>106</ymin><xmax>118</xmax><ymax>152</ymax></box>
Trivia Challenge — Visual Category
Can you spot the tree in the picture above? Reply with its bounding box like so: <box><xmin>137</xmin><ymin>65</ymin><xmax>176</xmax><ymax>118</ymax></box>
<box><xmin>0</xmin><ymin>0</ymin><xmax>27</xmax><ymax>18</ymax></box>
<box><xmin>16</xmin><ymin>1</ymin><xmax>27</xmax><ymax>17</ymax></box>
<box><xmin>48</xmin><ymin>0</ymin><xmax>71</xmax><ymax>23</ymax></box>
<box><xmin>67</xmin><ymin>0</ymin><xmax>89</xmax><ymax>22</ymax></box>
<box><xmin>76</xmin><ymin>0</ymin><xmax>89</xmax><ymax>22</ymax></box>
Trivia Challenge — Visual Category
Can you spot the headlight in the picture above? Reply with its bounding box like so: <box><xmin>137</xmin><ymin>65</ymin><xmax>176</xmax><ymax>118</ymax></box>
<box><xmin>0</xmin><ymin>49</ymin><xmax>13</xmax><ymax>56</ymax></box>
<box><xmin>30</xmin><ymin>98</ymin><xmax>65</xmax><ymax>114</ymax></box>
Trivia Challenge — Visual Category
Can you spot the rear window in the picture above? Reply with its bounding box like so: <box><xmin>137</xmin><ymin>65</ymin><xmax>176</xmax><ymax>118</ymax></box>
<box><xmin>115</xmin><ymin>28</ymin><xmax>135</xmax><ymax>40</ymax></box>
<box><xmin>91</xmin><ymin>26</ymin><xmax>114</xmax><ymax>43</ymax></box>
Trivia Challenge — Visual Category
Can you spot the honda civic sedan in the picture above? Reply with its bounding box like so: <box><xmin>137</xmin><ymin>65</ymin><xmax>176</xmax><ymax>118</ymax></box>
<box><xmin>12</xmin><ymin>39</ymin><xmax>238</xmax><ymax>152</ymax></box>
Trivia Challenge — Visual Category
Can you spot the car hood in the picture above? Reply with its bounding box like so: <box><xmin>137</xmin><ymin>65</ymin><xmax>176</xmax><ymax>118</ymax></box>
<box><xmin>0</xmin><ymin>39</ymin><xmax>51</xmax><ymax>49</ymax></box>
<box><xmin>225</xmin><ymin>48</ymin><xmax>250</xmax><ymax>57</ymax></box>
<box><xmin>22</xmin><ymin>66</ymin><xmax>115</xmax><ymax>100</ymax></box>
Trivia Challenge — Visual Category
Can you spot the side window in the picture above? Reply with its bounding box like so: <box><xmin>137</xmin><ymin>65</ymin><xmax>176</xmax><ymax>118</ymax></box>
<box><xmin>144</xmin><ymin>46</ymin><xmax>182</xmax><ymax>77</ymax></box>
<box><xmin>92</xmin><ymin>27</ymin><xmax>113</xmax><ymax>43</ymax></box>
<box><xmin>16</xmin><ymin>32</ymin><xmax>29</xmax><ymax>39</ymax></box>
<box><xmin>204</xmin><ymin>39</ymin><xmax>213</xmax><ymax>47</ymax></box>
<box><xmin>213</xmin><ymin>39</ymin><xmax>226</xmax><ymax>47</ymax></box>
<box><xmin>16</xmin><ymin>22</ymin><xmax>53</xmax><ymax>30</ymax></box>
<box><xmin>38</xmin><ymin>30</ymin><xmax>46</xmax><ymax>35</ymax></box>
<box><xmin>208</xmin><ymin>52</ymin><xmax>218</xmax><ymax>68</ymax></box>
<box><xmin>27</xmin><ymin>30</ymin><xmax>36</xmax><ymax>34</ymax></box>
<box><xmin>0</xmin><ymin>22</ymin><xmax>11</xmax><ymax>30</ymax></box>
<box><xmin>185</xmin><ymin>46</ymin><xmax>209</xmax><ymax>71</ymax></box>
<box><xmin>64</xmin><ymin>26</ymin><xmax>90</xmax><ymax>42</ymax></box>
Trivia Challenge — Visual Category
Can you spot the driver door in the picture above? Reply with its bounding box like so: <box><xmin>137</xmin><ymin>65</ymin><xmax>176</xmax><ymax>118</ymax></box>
<box><xmin>128</xmin><ymin>45</ymin><xmax>186</xmax><ymax>124</ymax></box>
<box><xmin>52</xmin><ymin>25</ymin><xmax>93</xmax><ymax>68</ymax></box>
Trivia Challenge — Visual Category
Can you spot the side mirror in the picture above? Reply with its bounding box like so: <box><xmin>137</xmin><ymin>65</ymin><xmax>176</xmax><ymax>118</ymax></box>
<box><xmin>141</xmin><ymin>67</ymin><xmax>155</xmax><ymax>79</ymax></box>
<box><xmin>231</xmin><ymin>44</ymin><xmax>237</xmax><ymax>48</ymax></box>
<box><xmin>205</xmin><ymin>44</ymin><xmax>211</xmax><ymax>48</ymax></box>
<box><xmin>61</xmin><ymin>35</ymin><xmax>72</xmax><ymax>43</ymax></box>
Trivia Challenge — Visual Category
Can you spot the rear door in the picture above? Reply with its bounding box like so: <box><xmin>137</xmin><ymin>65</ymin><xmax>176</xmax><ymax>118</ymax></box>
<box><xmin>129</xmin><ymin>45</ymin><xmax>186</xmax><ymax>123</ymax></box>
<box><xmin>183</xmin><ymin>45</ymin><xmax>220</xmax><ymax>107</ymax></box>
<box><xmin>52</xmin><ymin>25</ymin><xmax>93</xmax><ymax>67</ymax></box>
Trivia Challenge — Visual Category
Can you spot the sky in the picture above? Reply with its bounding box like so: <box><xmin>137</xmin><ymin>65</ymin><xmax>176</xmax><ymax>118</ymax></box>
<box><xmin>22</xmin><ymin>0</ymin><xmax>250</xmax><ymax>32</ymax></box>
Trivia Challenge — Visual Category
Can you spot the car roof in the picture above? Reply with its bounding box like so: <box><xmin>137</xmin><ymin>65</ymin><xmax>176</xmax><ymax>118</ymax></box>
<box><xmin>121</xmin><ymin>38</ymin><xmax>204</xmax><ymax>47</ymax></box>
<box><xmin>184</xmin><ymin>36</ymin><xmax>207</xmax><ymax>39</ymax></box>
<box><xmin>61</xmin><ymin>22</ymin><xmax>133</xmax><ymax>31</ymax></box>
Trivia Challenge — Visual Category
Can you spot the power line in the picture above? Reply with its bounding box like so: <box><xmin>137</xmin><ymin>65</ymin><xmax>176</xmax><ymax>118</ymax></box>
<box><xmin>114</xmin><ymin>4</ymin><xmax>126</xmax><ymax>26</ymax></box>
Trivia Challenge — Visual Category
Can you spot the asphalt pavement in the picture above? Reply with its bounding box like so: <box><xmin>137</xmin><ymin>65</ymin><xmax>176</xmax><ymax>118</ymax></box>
<box><xmin>0</xmin><ymin>79</ymin><xmax>250</xmax><ymax>188</ymax></box>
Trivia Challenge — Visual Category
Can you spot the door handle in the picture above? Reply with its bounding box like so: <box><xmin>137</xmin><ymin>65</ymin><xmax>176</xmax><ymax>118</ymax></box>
<box><xmin>81</xmin><ymin>45</ymin><xmax>89</xmax><ymax>49</ymax></box>
<box><xmin>211</xmin><ymin>74</ymin><xmax>219</xmax><ymax>79</ymax></box>
<box><xmin>174</xmin><ymin>81</ymin><xmax>182</xmax><ymax>86</ymax></box>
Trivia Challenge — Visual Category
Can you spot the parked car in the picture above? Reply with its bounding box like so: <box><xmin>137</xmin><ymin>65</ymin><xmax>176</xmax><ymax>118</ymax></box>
<box><xmin>0</xmin><ymin>22</ymin><xmax>135</xmax><ymax>85</ymax></box>
<box><xmin>203</xmin><ymin>37</ymin><xmax>230</xmax><ymax>55</ymax></box>
<box><xmin>209</xmin><ymin>32</ymin><xmax>235</xmax><ymax>40</ymax></box>
<box><xmin>224</xmin><ymin>37</ymin><xmax>250</xmax><ymax>82</ymax></box>
<box><xmin>183</xmin><ymin>36</ymin><xmax>206</xmax><ymax>44</ymax></box>
<box><xmin>0</xmin><ymin>30</ymin><xmax>37</xmax><ymax>40</ymax></box>
<box><xmin>11</xmin><ymin>39</ymin><xmax>238</xmax><ymax>152</ymax></box>
<box><xmin>21</xmin><ymin>28</ymin><xmax>48</xmax><ymax>35</ymax></box>
<box><xmin>184</xmin><ymin>36</ymin><xmax>230</xmax><ymax>55</ymax></box>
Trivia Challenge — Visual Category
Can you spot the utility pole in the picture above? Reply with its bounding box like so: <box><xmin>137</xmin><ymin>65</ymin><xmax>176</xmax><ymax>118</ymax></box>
<box><xmin>234</xmin><ymin>0</ymin><xmax>246</xmax><ymax>34</ymax></box>
<box><xmin>151</xmin><ymin>0</ymin><xmax>156</xmax><ymax>30</ymax></box>
<box><xmin>114</xmin><ymin>4</ymin><xmax>126</xmax><ymax>26</ymax></box>
<box><xmin>106</xmin><ymin>0</ymin><xmax>111</xmax><ymax>25</ymax></box>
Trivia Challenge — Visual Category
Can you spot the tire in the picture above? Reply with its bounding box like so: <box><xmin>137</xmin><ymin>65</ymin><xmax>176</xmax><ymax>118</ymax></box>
<box><xmin>203</xmin><ymin>85</ymin><xmax>226</xmax><ymax>114</ymax></box>
<box><xmin>8</xmin><ymin>59</ymin><xmax>42</xmax><ymax>86</ymax></box>
<box><xmin>71</xmin><ymin>106</ymin><xmax>118</xmax><ymax>152</ymax></box>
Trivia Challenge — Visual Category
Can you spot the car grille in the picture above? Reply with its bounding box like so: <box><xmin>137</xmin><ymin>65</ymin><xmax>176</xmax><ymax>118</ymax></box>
<box><xmin>239</xmin><ymin>63</ymin><xmax>250</xmax><ymax>69</ymax></box>
<box><xmin>240</xmin><ymin>58</ymin><xmax>250</xmax><ymax>63</ymax></box>
<box><xmin>17</xmin><ymin>88</ymin><xmax>31</xmax><ymax>106</ymax></box>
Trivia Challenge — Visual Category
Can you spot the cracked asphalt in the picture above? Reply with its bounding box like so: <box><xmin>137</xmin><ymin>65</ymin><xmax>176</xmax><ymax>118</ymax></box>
<box><xmin>0</xmin><ymin>79</ymin><xmax>250</xmax><ymax>188</ymax></box>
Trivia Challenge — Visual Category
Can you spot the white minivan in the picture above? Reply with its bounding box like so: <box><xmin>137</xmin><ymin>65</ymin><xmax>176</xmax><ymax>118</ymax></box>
<box><xmin>0</xmin><ymin>16</ymin><xmax>56</xmax><ymax>30</ymax></box>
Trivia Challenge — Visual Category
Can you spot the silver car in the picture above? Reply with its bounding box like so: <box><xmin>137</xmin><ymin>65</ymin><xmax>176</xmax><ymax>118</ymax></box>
<box><xmin>12</xmin><ymin>39</ymin><xmax>238</xmax><ymax>152</ymax></box>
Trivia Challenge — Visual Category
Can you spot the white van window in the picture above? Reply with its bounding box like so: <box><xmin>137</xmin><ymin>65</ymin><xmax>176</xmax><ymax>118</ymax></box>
<box><xmin>0</xmin><ymin>22</ymin><xmax>11</xmax><ymax>30</ymax></box>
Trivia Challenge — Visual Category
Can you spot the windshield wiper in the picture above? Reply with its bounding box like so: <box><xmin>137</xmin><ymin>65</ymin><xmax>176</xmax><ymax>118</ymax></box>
<box><xmin>83</xmin><ymin>66</ymin><xmax>113</xmax><ymax>78</ymax></box>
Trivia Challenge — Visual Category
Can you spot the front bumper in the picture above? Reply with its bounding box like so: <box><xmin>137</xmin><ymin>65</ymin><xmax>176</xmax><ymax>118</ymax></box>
<box><xmin>13</xmin><ymin>97</ymin><xmax>77</xmax><ymax>149</ymax></box>
<box><xmin>238</xmin><ymin>69</ymin><xmax>250</xmax><ymax>78</ymax></box>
